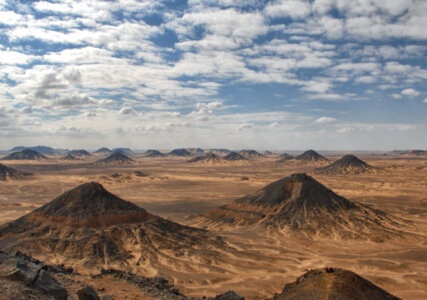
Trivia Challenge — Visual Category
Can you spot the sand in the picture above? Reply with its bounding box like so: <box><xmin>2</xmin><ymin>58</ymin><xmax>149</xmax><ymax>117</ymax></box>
<box><xmin>0</xmin><ymin>154</ymin><xmax>426</xmax><ymax>299</ymax></box>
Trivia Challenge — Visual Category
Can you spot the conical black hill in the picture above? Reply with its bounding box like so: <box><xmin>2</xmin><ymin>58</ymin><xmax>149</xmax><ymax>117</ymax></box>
<box><xmin>235</xmin><ymin>173</ymin><xmax>355</xmax><ymax>211</ymax></box>
<box><xmin>315</xmin><ymin>154</ymin><xmax>377</xmax><ymax>174</ymax></box>
<box><xmin>33</xmin><ymin>182</ymin><xmax>144</xmax><ymax>220</ymax></box>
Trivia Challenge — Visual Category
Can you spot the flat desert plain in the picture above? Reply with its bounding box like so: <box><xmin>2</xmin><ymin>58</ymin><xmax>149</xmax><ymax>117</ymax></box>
<box><xmin>1</xmin><ymin>153</ymin><xmax>426</xmax><ymax>299</ymax></box>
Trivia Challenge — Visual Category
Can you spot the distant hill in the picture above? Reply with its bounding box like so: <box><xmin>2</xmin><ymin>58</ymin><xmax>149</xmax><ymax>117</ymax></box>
<box><xmin>272</xmin><ymin>268</ymin><xmax>400</xmax><ymax>300</ymax></box>
<box><xmin>197</xmin><ymin>173</ymin><xmax>405</xmax><ymax>240</ymax></box>
<box><xmin>168</xmin><ymin>148</ymin><xmax>192</xmax><ymax>157</ymax></box>
<box><xmin>223</xmin><ymin>152</ymin><xmax>247</xmax><ymax>161</ymax></box>
<box><xmin>2</xmin><ymin>149</ymin><xmax>47</xmax><ymax>160</ymax></box>
<box><xmin>207</xmin><ymin>149</ymin><xmax>231</xmax><ymax>156</ymax></box>
<box><xmin>9</xmin><ymin>146</ymin><xmax>63</xmax><ymax>156</ymax></box>
<box><xmin>315</xmin><ymin>155</ymin><xmax>378</xmax><ymax>174</ymax></box>
<box><xmin>185</xmin><ymin>148</ymin><xmax>205</xmax><ymax>155</ymax></box>
<box><xmin>239</xmin><ymin>150</ymin><xmax>263</xmax><ymax>159</ymax></box>
<box><xmin>94</xmin><ymin>147</ymin><xmax>112</xmax><ymax>154</ymax></box>
<box><xmin>0</xmin><ymin>163</ymin><xmax>32</xmax><ymax>181</ymax></box>
<box><xmin>96</xmin><ymin>152</ymin><xmax>135</xmax><ymax>164</ymax></box>
<box><xmin>401</xmin><ymin>150</ymin><xmax>427</xmax><ymax>158</ymax></box>
<box><xmin>295</xmin><ymin>150</ymin><xmax>328</xmax><ymax>162</ymax></box>
<box><xmin>68</xmin><ymin>149</ymin><xmax>91</xmax><ymax>157</ymax></box>
<box><xmin>143</xmin><ymin>150</ymin><xmax>164</xmax><ymax>157</ymax></box>
<box><xmin>187</xmin><ymin>153</ymin><xmax>227</xmax><ymax>165</ymax></box>
<box><xmin>112</xmin><ymin>148</ymin><xmax>135</xmax><ymax>157</ymax></box>
<box><xmin>61</xmin><ymin>154</ymin><xmax>80</xmax><ymax>161</ymax></box>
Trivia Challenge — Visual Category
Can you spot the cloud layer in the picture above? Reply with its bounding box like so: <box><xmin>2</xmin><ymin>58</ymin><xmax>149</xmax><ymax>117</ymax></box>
<box><xmin>0</xmin><ymin>0</ymin><xmax>426</xmax><ymax>149</ymax></box>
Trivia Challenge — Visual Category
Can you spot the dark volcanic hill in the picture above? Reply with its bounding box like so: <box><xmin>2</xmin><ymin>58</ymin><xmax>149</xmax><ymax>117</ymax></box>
<box><xmin>10</xmin><ymin>146</ymin><xmax>62</xmax><ymax>156</ymax></box>
<box><xmin>94</xmin><ymin>147</ymin><xmax>112</xmax><ymax>154</ymax></box>
<box><xmin>223</xmin><ymin>152</ymin><xmax>247</xmax><ymax>161</ymax></box>
<box><xmin>61</xmin><ymin>154</ymin><xmax>80</xmax><ymax>161</ymax></box>
<box><xmin>197</xmin><ymin>173</ymin><xmax>404</xmax><ymax>240</ymax></box>
<box><xmin>402</xmin><ymin>150</ymin><xmax>427</xmax><ymax>157</ymax></box>
<box><xmin>239</xmin><ymin>150</ymin><xmax>263</xmax><ymax>159</ymax></box>
<box><xmin>144</xmin><ymin>149</ymin><xmax>164</xmax><ymax>157</ymax></box>
<box><xmin>168</xmin><ymin>148</ymin><xmax>192</xmax><ymax>157</ymax></box>
<box><xmin>0</xmin><ymin>182</ymin><xmax>226</xmax><ymax>271</ymax></box>
<box><xmin>295</xmin><ymin>150</ymin><xmax>328</xmax><ymax>162</ymax></box>
<box><xmin>315</xmin><ymin>155</ymin><xmax>378</xmax><ymax>174</ymax></box>
<box><xmin>187</xmin><ymin>153</ymin><xmax>227</xmax><ymax>165</ymax></box>
<box><xmin>2</xmin><ymin>149</ymin><xmax>47</xmax><ymax>160</ymax></box>
<box><xmin>68</xmin><ymin>150</ymin><xmax>91</xmax><ymax>157</ymax></box>
<box><xmin>112</xmin><ymin>148</ymin><xmax>135</xmax><ymax>157</ymax></box>
<box><xmin>0</xmin><ymin>163</ymin><xmax>31</xmax><ymax>181</ymax></box>
<box><xmin>97</xmin><ymin>152</ymin><xmax>135</xmax><ymax>164</ymax></box>
<box><xmin>272</xmin><ymin>268</ymin><xmax>400</xmax><ymax>300</ymax></box>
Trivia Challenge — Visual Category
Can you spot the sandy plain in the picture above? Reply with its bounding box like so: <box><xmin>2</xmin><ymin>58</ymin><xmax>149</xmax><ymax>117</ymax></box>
<box><xmin>0</xmin><ymin>153</ymin><xmax>426</xmax><ymax>299</ymax></box>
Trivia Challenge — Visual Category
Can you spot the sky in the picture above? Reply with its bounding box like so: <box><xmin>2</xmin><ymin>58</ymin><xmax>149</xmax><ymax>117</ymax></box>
<box><xmin>0</xmin><ymin>0</ymin><xmax>426</xmax><ymax>150</ymax></box>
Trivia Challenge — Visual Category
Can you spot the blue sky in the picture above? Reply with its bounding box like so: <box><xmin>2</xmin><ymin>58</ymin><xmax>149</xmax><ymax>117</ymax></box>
<box><xmin>0</xmin><ymin>0</ymin><xmax>426</xmax><ymax>150</ymax></box>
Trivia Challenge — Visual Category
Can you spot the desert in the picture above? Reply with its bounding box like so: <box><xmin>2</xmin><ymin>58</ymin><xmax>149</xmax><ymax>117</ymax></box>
<box><xmin>0</xmin><ymin>149</ymin><xmax>426</xmax><ymax>299</ymax></box>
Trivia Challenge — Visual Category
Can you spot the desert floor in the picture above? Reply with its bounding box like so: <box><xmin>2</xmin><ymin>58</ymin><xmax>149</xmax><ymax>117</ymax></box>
<box><xmin>1</xmin><ymin>154</ymin><xmax>426</xmax><ymax>299</ymax></box>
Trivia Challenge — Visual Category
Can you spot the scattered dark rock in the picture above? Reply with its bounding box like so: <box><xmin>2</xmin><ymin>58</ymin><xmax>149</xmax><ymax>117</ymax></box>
<box><xmin>223</xmin><ymin>152</ymin><xmax>247</xmax><ymax>161</ymax></box>
<box><xmin>0</xmin><ymin>250</ymin><xmax>67</xmax><ymax>300</ymax></box>
<box><xmin>97</xmin><ymin>153</ymin><xmax>135</xmax><ymax>164</ymax></box>
<box><xmin>77</xmin><ymin>286</ymin><xmax>100</xmax><ymax>300</ymax></box>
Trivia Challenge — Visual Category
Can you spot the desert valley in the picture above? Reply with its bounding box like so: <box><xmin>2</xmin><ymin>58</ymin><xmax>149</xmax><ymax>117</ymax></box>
<box><xmin>0</xmin><ymin>147</ymin><xmax>426</xmax><ymax>299</ymax></box>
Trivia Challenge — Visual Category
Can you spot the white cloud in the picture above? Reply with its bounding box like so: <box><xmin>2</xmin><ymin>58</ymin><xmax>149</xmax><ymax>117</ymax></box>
<box><xmin>401</xmin><ymin>88</ymin><xmax>420</xmax><ymax>97</ymax></box>
<box><xmin>392</xmin><ymin>94</ymin><xmax>402</xmax><ymax>99</ymax></box>
<box><xmin>119</xmin><ymin>107</ymin><xmax>136</xmax><ymax>115</ymax></box>
<box><xmin>315</xmin><ymin>116</ymin><xmax>336</xmax><ymax>123</ymax></box>
<box><xmin>265</xmin><ymin>0</ymin><xmax>311</xmax><ymax>19</ymax></box>
<box><xmin>423</xmin><ymin>98</ymin><xmax>427</xmax><ymax>103</ymax></box>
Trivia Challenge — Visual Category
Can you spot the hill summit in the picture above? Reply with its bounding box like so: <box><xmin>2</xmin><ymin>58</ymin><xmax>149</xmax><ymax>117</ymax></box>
<box><xmin>315</xmin><ymin>154</ymin><xmax>377</xmax><ymax>174</ymax></box>
<box><xmin>197</xmin><ymin>173</ymin><xmax>404</xmax><ymax>240</ymax></box>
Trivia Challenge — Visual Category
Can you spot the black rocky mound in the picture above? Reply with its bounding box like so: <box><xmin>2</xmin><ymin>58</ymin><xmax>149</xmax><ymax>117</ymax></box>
<box><xmin>239</xmin><ymin>150</ymin><xmax>263</xmax><ymax>159</ymax></box>
<box><xmin>0</xmin><ymin>182</ymin><xmax>226</xmax><ymax>271</ymax></box>
<box><xmin>199</xmin><ymin>173</ymin><xmax>404</xmax><ymax>240</ymax></box>
<box><xmin>223</xmin><ymin>152</ymin><xmax>247</xmax><ymax>161</ymax></box>
<box><xmin>168</xmin><ymin>148</ymin><xmax>192</xmax><ymax>157</ymax></box>
<box><xmin>144</xmin><ymin>150</ymin><xmax>164</xmax><ymax>157</ymax></box>
<box><xmin>61</xmin><ymin>153</ymin><xmax>80</xmax><ymax>161</ymax></box>
<box><xmin>0</xmin><ymin>163</ymin><xmax>31</xmax><ymax>181</ymax></box>
<box><xmin>402</xmin><ymin>150</ymin><xmax>427</xmax><ymax>157</ymax></box>
<box><xmin>112</xmin><ymin>148</ymin><xmax>134</xmax><ymax>156</ymax></box>
<box><xmin>10</xmin><ymin>146</ymin><xmax>60</xmax><ymax>156</ymax></box>
<box><xmin>295</xmin><ymin>150</ymin><xmax>327</xmax><ymax>162</ymax></box>
<box><xmin>94</xmin><ymin>147</ymin><xmax>112</xmax><ymax>154</ymax></box>
<box><xmin>187</xmin><ymin>153</ymin><xmax>225</xmax><ymax>164</ymax></box>
<box><xmin>68</xmin><ymin>150</ymin><xmax>91</xmax><ymax>157</ymax></box>
<box><xmin>315</xmin><ymin>154</ymin><xmax>377</xmax><ymax>174</ymax></box>
<box><xmin>97</xmin><ymin>152</ymin><xmax>135</xmax><ymax>164</ymax></box>
<box><xmin>2</xmin><ymin>149</ymin><xmax>47</xmax><ymax>160</ymax></box>
<box><xmin>272</xmin><ymin>268</ymin><xmax>400</xmax><ymax>300</ymax></box>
